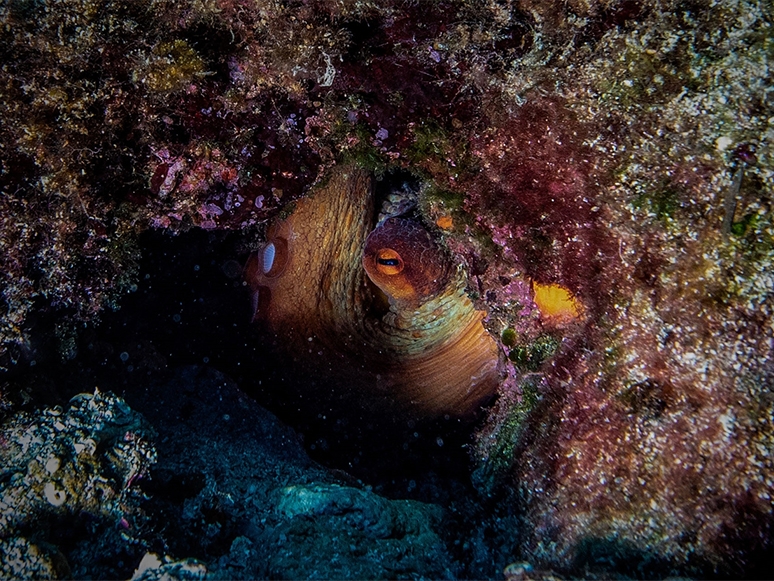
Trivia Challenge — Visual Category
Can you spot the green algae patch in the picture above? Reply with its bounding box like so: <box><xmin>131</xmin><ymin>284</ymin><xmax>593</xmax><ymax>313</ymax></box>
<box><xmin>501</xmin><ymin>327</ymin><xmax>517</xmax><ymax>347</ymax></box>
<box><xmin>138</xmin><ymin>40</ymin><xmax>207</xmax><ymax>94</ymax></box>
<box><xmin>336</xmin><ymin>123</ymin><xmax>391</xmax><ymax>177</ymax></box>
<box><xmin>507</xmin><ymin>334</ymin><xmax>559</xmax><ymax>372</ymax></box>
<box><xmin>472</xmin><ymin>375</ymin><xmax>542</xmax><ymax>495</ymax></box>
<box><xmin>633</xmin><ymin>182</ymin><xmax>680</xmax><ymax>223</ymax></box>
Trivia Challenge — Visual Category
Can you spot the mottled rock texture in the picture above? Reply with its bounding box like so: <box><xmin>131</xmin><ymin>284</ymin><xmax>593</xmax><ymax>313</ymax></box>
<box><xmin>0</xmin><ymin>367</ymin><xmax>456</xmax><ymax>579</ymax></box>
<box><xmin>0</xmin><ymin>390</ymin><xmax>157</xmax><ymax>579</ymax></box>
<box><xmin>1</xmin><ymin>0</ymin><xmax>772</xmax><ymax>578</ymax></box>
<box><xmin>126</xmin><ymin>366</ymin><xmax>456</xmax><ymax>580</ymax></box>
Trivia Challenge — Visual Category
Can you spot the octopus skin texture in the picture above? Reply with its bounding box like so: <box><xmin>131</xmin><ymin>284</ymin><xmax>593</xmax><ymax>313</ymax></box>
<box><xmin>244</xmin><ymin>165</ymin><xmax>501</xmax><ymax>417</ymax></box>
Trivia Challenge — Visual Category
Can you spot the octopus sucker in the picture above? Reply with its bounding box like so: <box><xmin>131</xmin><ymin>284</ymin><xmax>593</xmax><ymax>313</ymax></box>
<box><xmin>245</xmin><ymin>165</ymin><xmax>501</xmax><ymax>416</ymax></box>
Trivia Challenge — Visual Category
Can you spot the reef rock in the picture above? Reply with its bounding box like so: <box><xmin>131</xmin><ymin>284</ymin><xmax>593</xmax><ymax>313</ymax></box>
<box><xmin>0</xmin><ymin>389</ymin><xmax>157</xmax><ymax>580</ymax></box>
<box><xmin>125</xmin><ymin>365</ymin><xmax>455</xmax><ymax>580</ymax></box>
<box><xmin>0</xmin><ymin>367</ymin><xmax>456</xmax><ymax>579</ymax></box>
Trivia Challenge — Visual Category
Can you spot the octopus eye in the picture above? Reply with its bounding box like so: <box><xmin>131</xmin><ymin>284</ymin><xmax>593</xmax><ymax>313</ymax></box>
<box><xmin>262</xmin><ymin>238</ymin><xmax>289</xmax><ymax>278</ymax></box>
<box><xmin>376</xmin><ymin>248</ymin><xmax>404</xmax><ymax>275</ymax></box>
<box><xmin>378</xmin><ymin>258</ymin><xmax>400</xmax><ymax>266</ymax></box>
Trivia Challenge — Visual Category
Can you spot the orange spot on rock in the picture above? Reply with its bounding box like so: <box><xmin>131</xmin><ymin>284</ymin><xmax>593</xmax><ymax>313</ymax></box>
<box><xmin>436</xmin><ymin>215</ymin><xmax>453</xmax><ymax>230</ymax></box>
<box><xmin>532</xmin><ymin>282</ymin><xmax>583</xmax><ymax>324</ymax></box>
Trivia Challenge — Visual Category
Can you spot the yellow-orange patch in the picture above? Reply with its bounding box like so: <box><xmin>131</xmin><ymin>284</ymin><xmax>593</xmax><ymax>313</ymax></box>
<box><xmin>435</xmin><ymin>215</ymin><xmax>454</xmax><ymax>230</ymax></box>
<box><xmin>532</xmin><ymin>282</ymin><xmax>583</xmax><ymax>323</ymax></box>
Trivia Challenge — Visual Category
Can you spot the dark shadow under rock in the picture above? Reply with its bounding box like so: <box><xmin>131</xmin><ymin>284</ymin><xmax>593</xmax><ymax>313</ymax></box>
<box><xmin>125</xmin><ymin>365</ymin><xmax>457</xmax><ymax>580</ymax></box>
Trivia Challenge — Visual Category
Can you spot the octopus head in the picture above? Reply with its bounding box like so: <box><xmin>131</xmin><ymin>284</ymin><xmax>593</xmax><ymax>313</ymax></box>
<box><xmin>362</xmin><ymin>217</ymin><xmax>451</xmax><ymax>307</ymax></box>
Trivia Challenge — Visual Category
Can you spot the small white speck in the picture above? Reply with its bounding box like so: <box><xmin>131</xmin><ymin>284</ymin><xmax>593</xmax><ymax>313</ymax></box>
<box><xmin>715</xmin><ymin>136</ymin><xmax>734</xmax><ymax>151</ymax></box>
<box><xmin>45</xmin><ymin>457</ymin><xmax>60</xmax><ymax>475</ymax></box>
<box><xmin>44</xmin><ymin>483</ymin><xmax>66</xmax><ymax>506</ymax></box>
<box><xmin>718</xmin><ymin>411</ymin><xmax>735</xmax><ymax>442</ymax></box>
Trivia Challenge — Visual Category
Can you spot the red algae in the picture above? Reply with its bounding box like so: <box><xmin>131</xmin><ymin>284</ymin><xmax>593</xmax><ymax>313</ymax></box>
<box><xmin>467</xmin><ymin>99</ymin><xmax>613</xmax><ymax>303</ymax></box>
<box><xmin>468</xmin><ymin>1</ymin><xmax>774</xmax><ymax>577</ymax></box>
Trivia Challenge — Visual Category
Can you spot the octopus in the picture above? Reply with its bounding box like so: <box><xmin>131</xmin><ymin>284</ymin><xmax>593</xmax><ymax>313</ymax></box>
<box><xmin>244</xmin><ymin>165</ymin><xmax>501</xmax><ymax>417</ymax></box>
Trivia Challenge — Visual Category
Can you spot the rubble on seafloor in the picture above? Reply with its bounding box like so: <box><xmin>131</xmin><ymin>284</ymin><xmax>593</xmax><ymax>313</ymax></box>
<box><xmin>0</xmin><ymin>389</ymin><xmax>157</xmax><ymax>579</ymax></box>
<box><xmin>0</xmin><ymin>367</ymin><xmax>458</xmax><ymax>579</ymax></box>
<box><xmin>129</xmin><ymin>553</ymin><xmax>207</xmax><ymax>581</ymax></box>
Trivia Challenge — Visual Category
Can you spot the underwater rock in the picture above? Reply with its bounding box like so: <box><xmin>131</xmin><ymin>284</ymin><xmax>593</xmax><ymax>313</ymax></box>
<box><xmin>271</xmin><ymin>483</ymin><xmax>452</xmax><ymax>580</ymax></box>
<box><xmin>0</xmin><ymin>366</ymin><xmax>458</xmax><ymax>579</ymax></box>
<box><xmin>0</xmin><ymin>536</ymin><xmax>64</xmax><ymax>580</ymax></box>
<box><xmin>130</xmin><ymin>553</ymin><xmax>207</xmax><ymax>581</ymax></box>
<box><xmin>444</xmin><ymin>2</ymin><xmax>774</xmax><ymax>578</ymax></box>
<box><xmin>122</xmin><ymin>365</ymin><xmax>456</xmax><ymax>580</ymax></box>
<box><xmin>244</xmin><ymin>165</ymin><xmax>501</xmax><ymax>416</ymax></box>
<box><xmin>0</xmin><ymin>389</ymin><xmax>157</xmax><ymax>579</ymax></box>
